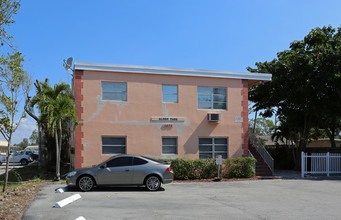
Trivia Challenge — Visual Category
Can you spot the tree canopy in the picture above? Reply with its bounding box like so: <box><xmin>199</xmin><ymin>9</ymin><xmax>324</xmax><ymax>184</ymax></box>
<box><xmin>27</xmin><ymin>80</ymin><xmax>77</xmax><ymax>180</ymax></box>
<box><xmin>29</xmin><ymin>129</ymin><xmax>38</xmax><ymax>145</ymax></box>
<box><xmin>248</xmin><ymin>26</ymin><xmax>341</xmax><ymax>154</ymax></box>
<box><xmin>15</xmin><ymin>137</ymin><xmax>28</xmax><ymax>149</ymax></box>
<box><xmin>249</xmin><ymin>118</ymin><xmax>275</xmax><ymax>136</ymax></box>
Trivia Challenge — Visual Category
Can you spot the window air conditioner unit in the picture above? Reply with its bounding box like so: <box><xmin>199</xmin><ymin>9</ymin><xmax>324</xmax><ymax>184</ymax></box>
<box><xmin>207</xmin><ymin>113</ymin><xmax>221</xmax><ymax>122</ymax></box>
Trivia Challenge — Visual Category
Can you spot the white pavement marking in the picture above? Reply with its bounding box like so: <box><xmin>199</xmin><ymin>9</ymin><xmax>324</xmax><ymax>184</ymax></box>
<box><xmin>75</xmin><ymin>216</ymin><xmax>86</xmax><ymax>220</ymax></box>
<box><xmin>54</xmin><ymin>194</ymin><xmax>81</xmax><ymax>208</ymax></box>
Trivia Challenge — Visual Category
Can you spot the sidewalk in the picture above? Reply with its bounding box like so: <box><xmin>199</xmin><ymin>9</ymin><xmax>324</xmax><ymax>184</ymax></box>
<box><xmin>274</xmin><ymin>170</ymin><xmax>301</xmax><ymax>179</ymax></box>
<box><xmin>275</xmin><ymin>169</ymin><xmax>341</xmax><ymax>180</ymax></box>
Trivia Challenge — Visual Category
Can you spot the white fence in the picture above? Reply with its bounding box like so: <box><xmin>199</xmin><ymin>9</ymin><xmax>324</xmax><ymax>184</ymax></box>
<box><xmin>301</xmin><ymin>152</ymin><xmax>341</xmax><ymax>178</ymax></box>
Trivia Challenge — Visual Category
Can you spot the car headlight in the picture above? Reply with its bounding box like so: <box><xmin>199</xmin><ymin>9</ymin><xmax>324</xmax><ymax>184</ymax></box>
<box><xmin>28</xmin><ymin>157</ymin><xmax>32</xmax><ymax>160</ymax></box>
<box><xmin>67</xmin><ymin>171</ymin><xmax>77</xmax><ymax>177</ymax></box>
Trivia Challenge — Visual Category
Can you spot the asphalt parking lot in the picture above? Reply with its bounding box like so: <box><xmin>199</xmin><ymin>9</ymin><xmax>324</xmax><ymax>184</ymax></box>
<box><xmin>23</xmin><ymin>178</ymin><xmax>341</xmax><ymax>220</ymax></box>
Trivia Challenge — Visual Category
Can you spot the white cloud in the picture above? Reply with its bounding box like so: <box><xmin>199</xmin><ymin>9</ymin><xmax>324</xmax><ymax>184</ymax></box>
<box><xmin>10</xmin><ymin>118</ymin><xmax>38</xmax><ymax>144</ymax></box>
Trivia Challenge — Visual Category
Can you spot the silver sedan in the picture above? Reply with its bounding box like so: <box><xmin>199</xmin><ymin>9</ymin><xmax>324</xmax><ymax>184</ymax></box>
<box><xmin>66</xmin><ymin>154</ymin><xmax>174</xmax><ymax>192</ymax></box>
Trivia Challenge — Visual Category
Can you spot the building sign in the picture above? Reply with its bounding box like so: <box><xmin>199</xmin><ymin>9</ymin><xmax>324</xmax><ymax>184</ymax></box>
<box><xmin>234</xmin><ymin>117</ymin><xmax>243</xmax><ymax>123</ymax></box>
<box><xmin>151</xmin><ymin>117</ymin><xmax>185</xmax><ymax>122</ymax></box>
<box><xmin>161</xmin><ymin>124</ymin><xmax>173</xmax><ymax>129</ymax></box>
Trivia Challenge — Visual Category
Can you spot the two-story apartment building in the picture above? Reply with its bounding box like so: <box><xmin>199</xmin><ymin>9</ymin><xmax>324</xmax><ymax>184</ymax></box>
<box><xmin>73</xmin><ymin>62</ymin><xmax>271</xmax><ymax>169</ymax></box>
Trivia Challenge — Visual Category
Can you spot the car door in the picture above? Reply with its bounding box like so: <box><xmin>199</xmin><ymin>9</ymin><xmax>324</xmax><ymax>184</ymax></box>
<box><xmin>9</xmin><ymin>151</ymin><xmax>19</xmax><ymax>163</ymax></box>
<box><xmin>130</xmin><ymin>157</ymin><xmax>149</xmax><ymax>184</ymax></box>
<box><xmin>97</xmin><ymin>156</ymin><xmax>134</xmax><ymax>185</ymax></box>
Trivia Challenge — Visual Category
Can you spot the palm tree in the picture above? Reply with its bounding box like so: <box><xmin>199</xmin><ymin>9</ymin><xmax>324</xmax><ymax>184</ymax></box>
<box><xmin>26</xmin><ymin>80</ymin><xmax>77</xmax><ymax>180</ymax></box>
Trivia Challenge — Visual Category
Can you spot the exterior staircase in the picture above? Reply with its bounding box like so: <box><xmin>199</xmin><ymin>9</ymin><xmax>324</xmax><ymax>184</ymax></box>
<box><xmin>248</xmin><ymin>131</ymin><xmax>274</xmax><ymax>177</ymax></box>
<box><xmin>249</xmin><ymin>144</ymin><xmax>273</xmax><ymax>176</ymax></box>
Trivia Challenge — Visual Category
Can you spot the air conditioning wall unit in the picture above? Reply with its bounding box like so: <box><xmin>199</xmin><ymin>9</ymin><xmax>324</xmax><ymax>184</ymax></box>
<box><xmin>207</xmin><ymin>113</ymin><xmax>221</xmax><ymax>123</ymax></box>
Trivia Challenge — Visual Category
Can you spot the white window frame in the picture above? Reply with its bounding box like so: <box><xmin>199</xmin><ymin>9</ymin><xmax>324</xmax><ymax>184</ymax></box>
<box><xmin>101</xmin><ymin>82</ymin><xmax>127</xmax><ymax>101</ymax></box>
<box><xmin>102</xmin><ymin>136</ymin><xmax>126</xmax><ymax>154</ymax></box>
<box><xmin>162</xmin><ymin>137</ymin><xmax>178</xmax><ymax>154</ymax></box>
<box><xmin>197</xmin><ymin>87</ymin><xmax>227</xmax><ymax>110</ymax></box>
<box><xmin>162</xmin><ymin>85</ymin><xmax>178</xmax><ymax>103</ymax></box>
<box><xmin>198</xmin><ymin>137</ymin><xmax>228</xmax><ymax>159</ymax></box>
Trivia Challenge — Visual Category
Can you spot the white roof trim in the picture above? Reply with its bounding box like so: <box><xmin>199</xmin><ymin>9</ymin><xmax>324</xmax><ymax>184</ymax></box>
<box><xmin>74</xmin><ymin>62</ymin><xmax>272</xmax><ymax>81</ymax></box>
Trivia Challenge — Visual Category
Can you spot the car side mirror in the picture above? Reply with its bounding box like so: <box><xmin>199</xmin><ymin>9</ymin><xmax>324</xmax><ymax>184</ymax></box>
<box><xmin>100</xmin><ymin>164</ymin><xmax>107</xmax><ymax>169</ymax></box>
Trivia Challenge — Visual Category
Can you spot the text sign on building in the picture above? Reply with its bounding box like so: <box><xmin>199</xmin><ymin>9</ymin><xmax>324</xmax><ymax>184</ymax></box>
<box><xmin>151</xmin><ymin>117</ymin><xmax>185</xmax><ymax>122</ymax></box>
<box><xmin>234</xmin><ymin>117</ymin><xmax>243</xmax><ymax>123</ymax></box>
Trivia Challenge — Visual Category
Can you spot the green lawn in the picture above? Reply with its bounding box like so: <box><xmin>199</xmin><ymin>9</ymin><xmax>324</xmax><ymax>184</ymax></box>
<box><xmin>0</xmin><ymin>162</ymin><xmax>69</xmax><ymax>190</ymax></box>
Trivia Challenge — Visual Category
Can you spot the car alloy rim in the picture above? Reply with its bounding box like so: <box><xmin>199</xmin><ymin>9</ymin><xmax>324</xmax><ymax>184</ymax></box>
<box><xmin>79</xmin><ymin>176</ymin><xmax>93</xmax><ymax>191</ymax></box>
<box><xmin>146</xmin><ymin>176</ymin><xmax>160</xmax><ymax>190</ymax></box>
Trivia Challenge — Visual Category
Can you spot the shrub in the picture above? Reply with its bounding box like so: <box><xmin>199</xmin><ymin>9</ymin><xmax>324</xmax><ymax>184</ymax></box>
<box><xmin>162</xmin><ymin>158</ymin><xmax>218</xmax><ymax>180</ymax></box>
<box><xmin>222</xmin><ymin>157</ymin><xmax>256</xmax><ymax>178</ymax></box>
<box><xmin>161</xmin><ymin>157</ymin><xmax>256</xmax><ymax>180</ymax></box>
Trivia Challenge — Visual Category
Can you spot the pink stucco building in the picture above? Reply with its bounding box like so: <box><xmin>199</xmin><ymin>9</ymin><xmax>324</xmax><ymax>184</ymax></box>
<box><xmin>72</xmin><ymin>62</ymin><xmax>271</xmax><ymax>169</ymax></box>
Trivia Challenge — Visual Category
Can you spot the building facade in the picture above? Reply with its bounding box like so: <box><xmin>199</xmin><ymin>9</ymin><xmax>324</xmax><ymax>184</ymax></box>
<box><xmin>73</xmin><ymin>62</ymin><xmax>271</xmax><ymax>169</ymax></box>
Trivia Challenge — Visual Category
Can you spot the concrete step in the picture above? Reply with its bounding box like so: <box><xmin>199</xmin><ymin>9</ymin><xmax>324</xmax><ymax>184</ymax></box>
<box><xmin>249</xmin><ymin>145</ymin><xmax>273</xmax><ymax>177</ymax></box>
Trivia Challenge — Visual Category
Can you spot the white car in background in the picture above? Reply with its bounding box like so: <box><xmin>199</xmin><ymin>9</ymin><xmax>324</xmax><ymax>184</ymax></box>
<box><xmin>0</xmin><ymin>150</ymin><xmax>33</xmax><ymax>166</ymax></box>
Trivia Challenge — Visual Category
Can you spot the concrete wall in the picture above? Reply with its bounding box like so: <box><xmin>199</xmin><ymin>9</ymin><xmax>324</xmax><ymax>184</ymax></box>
<box><xmin>74</xmin><ymin>70</ymin><xmax>248</xmax><ymax>168</ymax></box>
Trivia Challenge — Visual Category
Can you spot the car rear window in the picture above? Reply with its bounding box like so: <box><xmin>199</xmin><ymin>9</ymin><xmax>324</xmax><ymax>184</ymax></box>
<box><xmin>133</xmin><ymin>157</ymin><xmax>148</xmax><ymax>165</ymax></box>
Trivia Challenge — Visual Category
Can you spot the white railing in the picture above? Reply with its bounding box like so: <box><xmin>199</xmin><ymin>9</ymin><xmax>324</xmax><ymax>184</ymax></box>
<box><xmin>301</xmin><ymin>152</ymin><xmax>341</xmax><ymax>178</ymax></box>
<box><xmin>248</xmin><ymin>149</ymin><xmax>254</xmax><ymax>158</ymax></box>
<box><xmin>248</xmin><ymin>132</ymin><xmax>274</xmax><ymax>175</ymax></box>
<box><xmin>248</xmin><ymin>150</ymin><xmax>256</xmax><ymax>170</ymax></box>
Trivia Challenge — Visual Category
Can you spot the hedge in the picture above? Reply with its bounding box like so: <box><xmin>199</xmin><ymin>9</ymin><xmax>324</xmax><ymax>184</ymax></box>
<box><xmin>160</xmin><ymin>158</ymin><xmax>217</xmax><ymax>180</ymax></box>
<box><xmin>222</xmin><ymin>157</ymin><xmax>256</xmax><ymax>178</ymax></box>
<box><xmin>161</xmin><ymin>157</ymin><xmax>256</xmax><ymax>180</ymax></box>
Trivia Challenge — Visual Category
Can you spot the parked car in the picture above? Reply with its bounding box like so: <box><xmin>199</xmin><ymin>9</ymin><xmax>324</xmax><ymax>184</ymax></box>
<box><xmin>66</xmin><ymin>154</ymin><xmax>174</xmax><ymax>192</ymax></box>
<box><xmin>0</xmin><ymin>150</ymin><xmax>33</xmax><ymax>166</ymax></box>
<box><xmin>24</xmin><ymin>151</ymin><xmax>39</xmax><ymax>160</ymax></box>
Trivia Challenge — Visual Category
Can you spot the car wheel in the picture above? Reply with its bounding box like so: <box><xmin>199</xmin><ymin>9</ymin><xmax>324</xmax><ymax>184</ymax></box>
<box><xmin>145</xmin><ymin>175</ymin><xmax>161</xmax><ymax>191</ymax></box>
<box><xmin>77</xmin><ymin>175</ymin><xmax>95</xmax><ymax>192</ymax></box>
<box><xmin>20</xmin><ymin>159</ymin><xmax>28</xmax><ymax>166</ymax></box>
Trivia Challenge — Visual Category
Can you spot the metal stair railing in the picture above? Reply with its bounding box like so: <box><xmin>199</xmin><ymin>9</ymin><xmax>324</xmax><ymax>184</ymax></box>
<box><xmin>248</xmin><ymin>130</ymin><xmax>274</xmax><ymax>175</ymax></box>
<box><xmin>248</xmin><ymin>149</ymin><xmax>256</xmax><ymax>170</ymax></box>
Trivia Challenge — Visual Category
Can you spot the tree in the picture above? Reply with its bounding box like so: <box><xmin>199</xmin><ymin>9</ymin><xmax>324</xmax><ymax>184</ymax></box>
<box><xmin>0</xmin><ymin>52</ymin><xmax>30</xmax><ymax>192</ymax></box>
<box><xmin>248</xmin><ymin>26</ymin><xmax>341</xmax><ymax>168</ymax></box>
<box><xmin>15</xmin><ymin>137</ymin><xmax>28</xmax><ymax>149</ymax></box>
<box><xmin>29</xmin><ymin>129</ymin><xmax>38</xmax><ymax>145</ymax></box>
<box><xmin>0</xmin><ymin>0</ymin><xmax>21</xmax><ymax>50</ymax></box>
<box><xmin>25</xmin><ymin>79</ymin><xmax>48</xmax><ymax>168</ymax></box>
<box><xmin>249</xmin><ymin>118</ymin><xmax>275</xmax><ymax>136</ymax></box>
<box><xmin>27</xmin><ymin>81</ymin><xmax>77</xmax><ymax>180</ymax></box>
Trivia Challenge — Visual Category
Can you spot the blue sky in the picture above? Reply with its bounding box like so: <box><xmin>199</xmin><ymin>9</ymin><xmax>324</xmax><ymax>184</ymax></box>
<box><xmin>9</xmin><ymin>0</ymin><xmax>341</xmax><ymax>144</ymax></box>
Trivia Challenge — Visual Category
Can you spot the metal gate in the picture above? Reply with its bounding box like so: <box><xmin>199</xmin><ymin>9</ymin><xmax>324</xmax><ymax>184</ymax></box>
<box><xmin>301</xmin><ymin>152</ymin><xmax>341</xmax><ymax>178</ymax></box>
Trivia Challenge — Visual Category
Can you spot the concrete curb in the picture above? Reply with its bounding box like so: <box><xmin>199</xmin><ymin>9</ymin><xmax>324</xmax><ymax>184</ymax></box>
<box><xmin>54</xmin><ymin>194</ymin><xmax>81</xmax><ymax>208</ymax></box>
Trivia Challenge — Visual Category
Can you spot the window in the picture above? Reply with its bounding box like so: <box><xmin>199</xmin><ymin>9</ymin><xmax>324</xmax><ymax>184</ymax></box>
<box><xmin>199</xmin><ymin>137</ymin><xmax>228</xmax><ymax>159</ymax></box>
<box><xmin>102</xmin><ymin>82</ymin><xmax>127</xmax><ymax>101</ymax></box>
<box><xmin>102</xmin><ymin>137</ymin><xmax>126</xmax><ymax>154</ymax></box>
<box><xmin>198</xmin><ymin>87</ymin><xmax>226</xmax><ymax>110</ymax></box>
<box><xmin>133</xmin><ymin>157</ymin><xmax>148</xmax><ymax>165</ymax></box>
<box><xmin>162</xmin><ymin>85</ymin><xmax>178</xmax><ymax>103</ymax></box>
<box><xmin>106</xmin><ymin>156</ymin><xmax>133</xmax><ymax>167</ymax></box>
<box><xmin>162</xmin><ymin>137</ymin><xmax>177</xmax><ymax>154</ymax></box>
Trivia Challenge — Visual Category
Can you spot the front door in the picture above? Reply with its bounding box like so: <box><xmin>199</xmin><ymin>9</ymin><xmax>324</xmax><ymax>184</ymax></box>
<box><xmin>9</xmin><ymin>151</ymin><xmax>20</xmax><ymax>163</ymax></box>
<box><xmin>97</xmin><ymin>156</ymin><xmax>134</xmax><ymax>185</ymax></box>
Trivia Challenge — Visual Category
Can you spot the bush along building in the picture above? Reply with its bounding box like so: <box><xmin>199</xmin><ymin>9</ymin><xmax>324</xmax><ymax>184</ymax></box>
<box><xmin>72</xmin><ymin>62</ymin><xmax>271</xmax><ymax>169</ymax></box>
